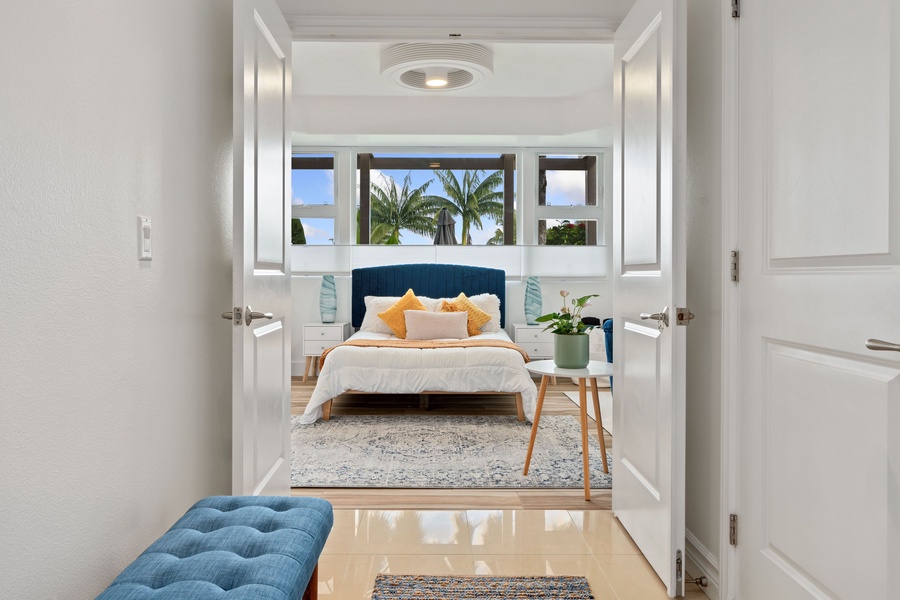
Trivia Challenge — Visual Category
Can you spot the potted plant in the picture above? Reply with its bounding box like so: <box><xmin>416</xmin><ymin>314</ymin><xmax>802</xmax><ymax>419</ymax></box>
<box><xmin>535</xmin><ymin>291</ymin><xmax>599</xmax><ymax>368</ymax></box>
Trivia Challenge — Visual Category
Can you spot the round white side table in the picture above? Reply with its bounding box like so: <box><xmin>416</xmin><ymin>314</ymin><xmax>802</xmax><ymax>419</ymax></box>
<box><xmin>522</xmin><ymin>359</ymin><xmax>613</xmax><ymax>501</ymax></box>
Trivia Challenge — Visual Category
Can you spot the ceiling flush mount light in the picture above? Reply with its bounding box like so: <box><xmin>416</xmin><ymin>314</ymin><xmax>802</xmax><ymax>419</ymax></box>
<box><xmin>381</xmin><ymin>43</ymin><xmax>493</xmax><ymax>92</ymax></box>
<box><xmin>424</xmin><ymin>67</ymin><xmax>449</xmax><ymax>87</ymax></box>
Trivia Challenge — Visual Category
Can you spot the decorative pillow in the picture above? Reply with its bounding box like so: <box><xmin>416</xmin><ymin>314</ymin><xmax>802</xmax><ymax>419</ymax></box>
<box><xmin>429</xmin><ymin>293</ymin><xmax>501</xmax><ymax>332</ymax></box>
<box><xmin>360</xmin><ymin>295</ymin><xmax>442</xmax><ymax>333</ymax></box>
<box><xmin>360</xmin><ymin>296</ymin><xmax>401</xmax><ymax>334</ymax></box>
<box><xmin>377</xmin><ymin>289</ymin><xmax>427</xmax><ymax>338</ymax></box>
<box><xmin>467</xmin><ymin>293</ymin><xmax>501</xmax><ymax>332</ymax></box>
<box><xmin>404</xmin><ymin>310</ymin><xmax>469</xmax><ymax>340</ymax></box>
<box><xmin>441</xmin><ymin>292</ymin><xmax>492</xmax><ymax>336</ymax></box>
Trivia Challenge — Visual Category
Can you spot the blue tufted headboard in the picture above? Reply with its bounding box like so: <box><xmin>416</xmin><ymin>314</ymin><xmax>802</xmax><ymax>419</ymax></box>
<box><xmin>351</xmin><ymin>263</ymin><xmax>507</xmax><ymax>328</ymax></box>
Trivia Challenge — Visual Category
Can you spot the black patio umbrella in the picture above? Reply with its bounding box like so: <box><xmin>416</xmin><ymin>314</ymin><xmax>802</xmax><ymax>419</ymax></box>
<box><xmin>433</xmin><ymin>207</ymin><xmax>458</xmax><ymax>245</ymax></box>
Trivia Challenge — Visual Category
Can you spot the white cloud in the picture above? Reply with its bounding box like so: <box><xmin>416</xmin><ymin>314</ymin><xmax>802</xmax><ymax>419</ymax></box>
<box><xmin>302</xmin><ymin>222</ymin><xmax>331</xmax><ymax>243</ymax></box>
<box><xmin>546</xmin><ymin>170</ymin><xmax>586</xmax><ymax>205</ymax></box>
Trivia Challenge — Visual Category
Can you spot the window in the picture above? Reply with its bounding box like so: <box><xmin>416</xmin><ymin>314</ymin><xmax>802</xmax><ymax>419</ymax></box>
<box><xmin>356</xmin><ymin>153</ymin><xmax>516</xmax><ymax>245</ymax></box>
<box><xmin>291</xmin><ymin>153</ymin><xmax>335</xmax><ymax>245</ymax></box>
<box><xmin>537</xmin><ymin>155</ymin><xmax>601</xmax><ymax>245</ymax></box>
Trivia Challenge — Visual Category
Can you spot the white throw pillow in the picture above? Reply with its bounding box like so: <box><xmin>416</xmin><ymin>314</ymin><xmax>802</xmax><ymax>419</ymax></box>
<box><xmin>359</xmin><ymin>295</ymin><xmax>443</xmax><ymax>334</ymax></box>
<box><xmin>404</xmin><ymin>310</ymin><xmax>469</xmax><ymax>340</ymax></box>
<box><xmin>467</xmin><ymin>293</ymin><xmax>502</xmax><ymax>332</ymax></box>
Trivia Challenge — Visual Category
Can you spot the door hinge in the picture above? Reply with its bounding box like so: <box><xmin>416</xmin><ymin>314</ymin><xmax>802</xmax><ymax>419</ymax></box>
<box><xmin>730</xmin><ymin>250</ymin><xmax>739</xmax><ymax>282</ymax></box>
<box><xmin>676</xmin><ymin>307</ymin><xmax>695</xmax><ymax>326</ymax></box>
<box><xmin>732</xmin><ymin>0</ymin><xmax>741</xmax><ymax>18</ymax></box>
<box><xmin>729</xmin><ymin>514</ymin><xmax>738</xmax><ymax>545</ymax></box>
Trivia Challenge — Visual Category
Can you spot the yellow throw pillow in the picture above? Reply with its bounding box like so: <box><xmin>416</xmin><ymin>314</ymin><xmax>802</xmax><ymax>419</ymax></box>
<box><xmin>441</xmin><ymin>292</ymin><xmax>492</xmax><ymax>336</ymax></box>
<box><xmin>377</xmin><ymin>289</ymin><xmax>427</xmax><ymax>338</ymax></box>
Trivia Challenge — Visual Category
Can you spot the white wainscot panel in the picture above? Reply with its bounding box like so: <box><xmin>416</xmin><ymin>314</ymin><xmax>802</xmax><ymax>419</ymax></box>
<box><xmin>763</xmin><ymin>341</ymin><xmax>895</xmax><ymax>600</ymax></box>
<box><xmin>620</xmin><ymin>320</ymin><xmax>662</xmax><ymax>496</ymax></box>
<box><xmin>253</xmin><ymin>321</ymin><xmax>286</xmax><ymax>490</ymax></box>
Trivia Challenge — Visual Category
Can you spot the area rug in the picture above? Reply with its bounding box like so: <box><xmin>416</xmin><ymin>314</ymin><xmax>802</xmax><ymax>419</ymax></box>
<box><xmin>563</xmin><ymin>390</ymin><xmax>614</xmax><ymax>436</ymax></box>
<box><xmin>290</xmin><ymin>415</ymin><xmax>612</xmax><ymax>489</ymax></box>
<box><xmin>372</xmin><ymin>574</ymin><xmax>594</xmax><ymax>600</ymax></box>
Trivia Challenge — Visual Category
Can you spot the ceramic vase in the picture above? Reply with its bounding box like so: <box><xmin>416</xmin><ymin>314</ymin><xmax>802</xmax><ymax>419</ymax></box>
<box><xmin>319</xmin><ymin>275</ymin><xmax>336</xmax><ymax>323</ymax></box>
<box><xmin>524</xmin><ymin>276</ymin><xmax>542</xmax><ymax>325</ymax></box>
<box><xmin>554</xmin><ymin>333</ymin><xmax>590</xmax><ymax>369</ymax></box>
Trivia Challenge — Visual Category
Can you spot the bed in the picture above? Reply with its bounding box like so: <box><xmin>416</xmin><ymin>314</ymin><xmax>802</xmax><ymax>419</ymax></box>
<box><xmin>296</xmin><ymin>263</ymin><xmax>538</xmax><ymax>424</ymax></box>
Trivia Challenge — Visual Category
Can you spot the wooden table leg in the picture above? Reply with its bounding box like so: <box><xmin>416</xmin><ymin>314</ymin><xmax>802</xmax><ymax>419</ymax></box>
<box><xmin>590</xmin><ymin>378</ymin><xmax>609</xmax><ymax>474</ymax></box>
<box><xmin>578</xmin><ymin>377</ymin><xmax>591</xmax><ymax>501</ymax></box>
<box><xmin>523</xmin><ymin>375</ymin><xmax>549</xmax><ymax>475</ymax></box>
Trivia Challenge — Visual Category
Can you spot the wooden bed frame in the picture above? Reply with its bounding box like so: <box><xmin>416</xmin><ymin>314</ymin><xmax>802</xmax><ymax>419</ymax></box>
<box><xmin>319</xmin><ymin>263</ymin><xmax>526</xmax><ymax>421</ymax></box>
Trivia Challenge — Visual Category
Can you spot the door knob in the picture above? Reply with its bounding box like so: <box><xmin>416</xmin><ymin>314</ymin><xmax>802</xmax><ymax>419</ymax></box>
<box><xmin>245</xmin><ymin>306</ymin><xmax>273</xmax><ymax>325</ymax></box>
<box><xmin>866</xmin><ymin>338</ymin><xmax>900</xmax><ymax>352</ymax></box>
<box><xmin>640</xmin><ymin>306</ymin><xmax>669</xmax><ymax>328</ymax></box>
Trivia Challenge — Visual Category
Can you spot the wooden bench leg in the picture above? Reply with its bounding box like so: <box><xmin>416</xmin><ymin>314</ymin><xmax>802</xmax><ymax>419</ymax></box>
<box><xmin>302</xmin><ymin>563</ymin><xmax>318</xmax><ymax>600</ymax></box>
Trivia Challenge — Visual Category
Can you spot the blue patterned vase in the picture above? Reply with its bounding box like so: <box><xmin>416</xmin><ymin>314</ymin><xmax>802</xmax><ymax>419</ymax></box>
<box><xmin>319</xmin><ymin>275</ymin><xmax>336</xmax><ymax>323</ymax></box>
<box><xmin>524</xmin><ymin>276</ymin><xmax>542</xmax><ymax>325</ymax></box>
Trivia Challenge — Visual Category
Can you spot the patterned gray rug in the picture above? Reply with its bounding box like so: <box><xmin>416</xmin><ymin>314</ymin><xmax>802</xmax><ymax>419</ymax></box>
<box><xmin>290</xmin><ymin>415</ymin><xmax>612</xmax><ymax>489</ymax></box>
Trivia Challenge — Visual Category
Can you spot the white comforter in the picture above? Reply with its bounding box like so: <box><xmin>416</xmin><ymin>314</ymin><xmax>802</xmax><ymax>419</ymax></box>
<box><xmin>297</xmin><ymin>330</ymin><xmax>537</xmax><ymax>424</ymax></box>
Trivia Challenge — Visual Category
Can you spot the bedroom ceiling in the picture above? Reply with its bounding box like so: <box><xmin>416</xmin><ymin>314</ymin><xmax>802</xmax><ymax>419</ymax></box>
<box><xmin>277</xmin><ymin>0</ymin><xmax>637</xmax><ymax>148</ymax></box>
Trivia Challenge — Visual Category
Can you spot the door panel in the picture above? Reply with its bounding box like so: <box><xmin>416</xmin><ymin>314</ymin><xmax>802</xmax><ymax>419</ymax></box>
<box><xmin>612</xmin><ymin>0</ymin><xmax>686</xmax><ymax>596</ymax></box>
<box><xmin>622</xmin><ymin>22</ymin><xmax>661</xmax><ymax>269</ymax></box>
<box><xmin>737</xmin><ymin>0</ymin><xmax>900</xmax><ymax>597</ymax></box>
<box><xmin>233</xmin><ymin>0</ymin><xmax>291</xmax><ymax>496</ymax></box>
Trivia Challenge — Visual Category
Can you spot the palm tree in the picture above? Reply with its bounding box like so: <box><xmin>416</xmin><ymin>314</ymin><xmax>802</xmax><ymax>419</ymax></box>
<box><xmin>368</xmin><ymin>172</ymin><xmax>441</xmax><ymax>244</ymax></box>
<box><xmin>429</xmin><ymin>170</ymin><xmax>504</xmax><ymax>245</ymax></box>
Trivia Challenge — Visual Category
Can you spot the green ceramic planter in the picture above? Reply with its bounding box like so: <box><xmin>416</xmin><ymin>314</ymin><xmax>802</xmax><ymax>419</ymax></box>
<box><xmin>553</xmin><ymin>333</ymin><xmax>590</xmax><ymax>368</ymax></box>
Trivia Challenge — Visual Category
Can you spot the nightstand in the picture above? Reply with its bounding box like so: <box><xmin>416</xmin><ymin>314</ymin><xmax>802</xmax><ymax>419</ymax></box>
<box><xmin>512</xmin><ymin>323</ymin><xmax>554</xmax><ymax>359</ymax></box>
<box><xmin>303</xmin><ymin>322</ymin><xmax>351</xmax><ymax>382</ymax></box>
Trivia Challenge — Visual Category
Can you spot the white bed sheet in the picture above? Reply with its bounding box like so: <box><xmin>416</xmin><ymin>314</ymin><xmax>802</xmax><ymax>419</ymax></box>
<box><xmin>297</xmin><ymin>330</ymin><xmax>537</xmax><ymax>424</ymax></box>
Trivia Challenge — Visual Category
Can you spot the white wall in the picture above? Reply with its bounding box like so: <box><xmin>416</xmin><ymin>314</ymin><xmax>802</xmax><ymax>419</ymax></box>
<box><xmin>0</xmin><ymin>2</ymin><xmax>234</xmax><ymax>598</ymax></box>
<box><xmin>684</xmin><ymin>1</ymin><xmax>724</xmax><ymax>596</ymax></box>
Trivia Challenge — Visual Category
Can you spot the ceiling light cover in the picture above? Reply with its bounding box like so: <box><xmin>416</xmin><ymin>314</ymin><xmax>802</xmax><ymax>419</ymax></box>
<box><xmin>381</xmin><ymin>43</ymin><xmax>493</xmax><ymax>92</ymax></box>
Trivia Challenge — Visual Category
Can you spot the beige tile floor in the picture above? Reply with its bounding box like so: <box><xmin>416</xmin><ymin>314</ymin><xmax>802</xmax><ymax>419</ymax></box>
<box><xmin>317</xmin><ymin>509</ymin><xmax>709</xmax><ymax>600</ymax></box>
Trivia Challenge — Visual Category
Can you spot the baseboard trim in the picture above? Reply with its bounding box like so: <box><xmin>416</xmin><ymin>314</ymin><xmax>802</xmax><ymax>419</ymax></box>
<box><xmin>685</xmin><ymin>529</ymin><xmax>720</xmax><ymax>600</ymax></box>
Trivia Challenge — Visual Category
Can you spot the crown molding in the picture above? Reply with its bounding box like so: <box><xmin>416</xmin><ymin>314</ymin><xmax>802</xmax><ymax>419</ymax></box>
<box><xmin>286</xmin><ymin>16</ymin><xmax>622</xmax><ymax>43</ymax></box>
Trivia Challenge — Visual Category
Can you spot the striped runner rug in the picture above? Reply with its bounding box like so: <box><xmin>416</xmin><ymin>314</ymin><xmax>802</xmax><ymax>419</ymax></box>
<box><xmin>372</xmin><ymin>574</ymin><xmax>594</xmax><ymax>599</ymax></box>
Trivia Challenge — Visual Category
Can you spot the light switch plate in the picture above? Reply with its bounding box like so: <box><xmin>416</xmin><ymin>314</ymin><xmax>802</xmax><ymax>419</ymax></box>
<box><xmin>138</xmin><ymin>216</ymin><xmax>151</xmax><ymax>260</ymax></box>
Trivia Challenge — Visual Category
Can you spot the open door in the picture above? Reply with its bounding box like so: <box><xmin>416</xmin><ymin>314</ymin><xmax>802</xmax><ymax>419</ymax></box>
<box><xmin>735</xmin><ymin>1</ymin><xmax>900</xmax><ymax>597</ymax></box>
<box><xmin>230</xmin><ymin>0</ymin><xmax>292</xmax><ymax>496</ymax></box>
<box><xmin>612</xmin><ymin>0</ymin><xmax>686</xmax><ymax>596</ymax></box>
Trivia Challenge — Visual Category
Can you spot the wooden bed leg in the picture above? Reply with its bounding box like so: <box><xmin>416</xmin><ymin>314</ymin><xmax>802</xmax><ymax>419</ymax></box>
<box><xmin>322</xmin><ymin>400</ymin><xmax>332</xmax><ymax>421</ymax></box>
<box><xmin>515</xmin><ymin>393</ymin><xmax>525</xmax><ymax>422</ymax></box>
<box><xmin>302</xmin><ymin>563</ymin><xmax>318</xmax><ymax>600</ymax></box>
<box><xmin>419</xmin><ymin>394</ymin><xmax>429</xmax><ymax>411</ymax></box>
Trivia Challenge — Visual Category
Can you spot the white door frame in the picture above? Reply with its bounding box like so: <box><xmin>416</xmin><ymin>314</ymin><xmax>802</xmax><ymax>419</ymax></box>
<box><xmin>718</xmin><ymin>5</ymin><xmax>741</xmax><ymax>599</ymax></box>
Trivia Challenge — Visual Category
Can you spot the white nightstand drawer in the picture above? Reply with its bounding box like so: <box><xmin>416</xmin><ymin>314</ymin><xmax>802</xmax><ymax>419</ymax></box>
<box><xmin>516</xmin><ymin>328</ymin><xmax>553</xmax><ymax>343</ymax></box>
<box><xmin>304</xmin><ymin>326</ymin><xmax>344</xmax><ymax>341</ymax></box>
<box><xmin>518</xmin><ymin>342</ymin><xmax>553</xmax><ymax>359</ymax></box>
<box><xmin>304</xmin><ymin>340</ymin><xmax>340</xmax><ymax>356</ymax></box>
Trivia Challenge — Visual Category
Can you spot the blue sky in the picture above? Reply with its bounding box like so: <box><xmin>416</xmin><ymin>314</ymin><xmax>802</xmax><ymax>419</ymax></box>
<box><xmin>292</xmin><ymin>154</ymin><xmax>588</xmax><ymax>245</ymax></box>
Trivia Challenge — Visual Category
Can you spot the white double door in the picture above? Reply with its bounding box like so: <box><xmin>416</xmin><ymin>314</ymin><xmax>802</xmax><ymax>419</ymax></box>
<box><xmin>735</xmin><ymin>1</ymin><xmax>900</xmax><ymax>598</ymax></box>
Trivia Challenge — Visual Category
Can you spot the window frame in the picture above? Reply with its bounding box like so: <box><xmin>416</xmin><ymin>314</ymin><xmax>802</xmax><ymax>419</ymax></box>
<box><xmin>535</xmin><ymin>154</ymin><xmax>602</xmax><ymax>246</ymax></box>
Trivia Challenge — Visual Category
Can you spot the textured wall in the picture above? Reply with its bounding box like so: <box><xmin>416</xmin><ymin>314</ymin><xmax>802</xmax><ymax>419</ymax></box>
<box><xmin>0</xmin><ymin>2</ymin><xmax>234</xmax><ymax>597</ymax></box>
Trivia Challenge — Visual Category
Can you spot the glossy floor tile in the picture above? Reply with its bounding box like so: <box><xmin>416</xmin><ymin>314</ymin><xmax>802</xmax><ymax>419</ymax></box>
<box><xmin>319</xmin><ymin>509</ymin><xmax>710</xmax><ymax>600</ymax></box>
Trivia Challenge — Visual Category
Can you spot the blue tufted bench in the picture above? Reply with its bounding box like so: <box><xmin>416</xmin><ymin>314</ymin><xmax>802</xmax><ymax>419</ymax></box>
<box><xmin>96</xmin><ymin>496</ymin><xmax>333</xmax><ymax>600</ymax></box>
